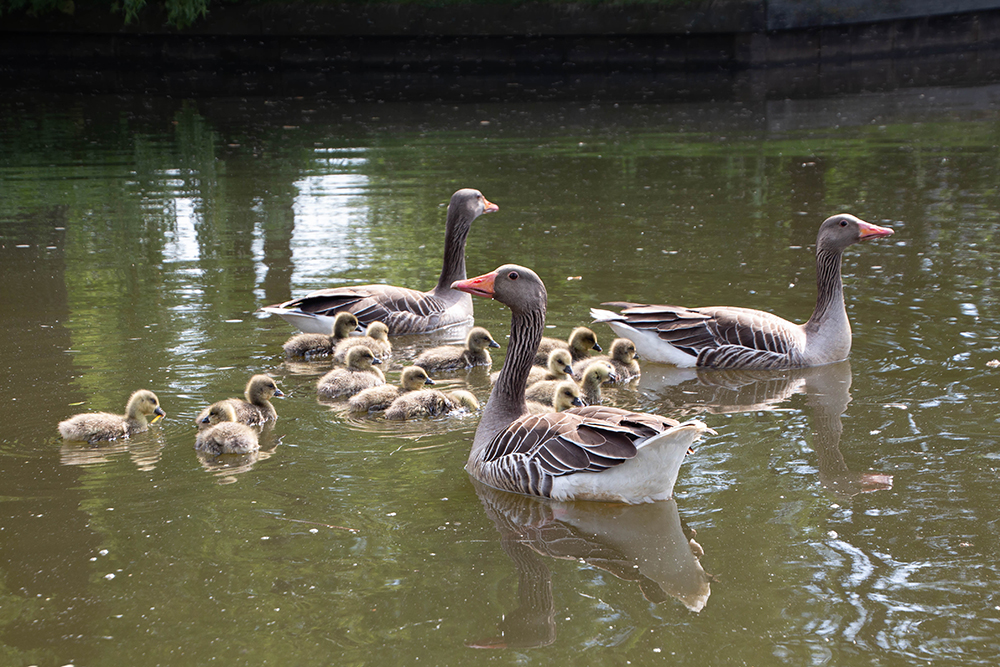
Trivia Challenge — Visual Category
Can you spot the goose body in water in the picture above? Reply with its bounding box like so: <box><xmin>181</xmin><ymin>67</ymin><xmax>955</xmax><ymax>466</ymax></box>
<box><xmin>58</xmin><ymin>390</ymin><xmax>165</xmax><ymax>443</ymax></box>
<box><xmin>452</xmin><ymin>264</ymin><xmax>713</xmax><ymax>504</ymax></box>
<box><xmin>317</xmin><ymin>347</ymin><xmax>385</xmax><ymax>399</ymax></box>
<box><xmin>282</xmin><ymin>312</ymin><xmax>361</xmax><ymax>359</ymax></box>
<box><xmin>590</xmin><ymin>214</ymin><xmax>894</xmax><ymax>369</ymax></box>
<box><xmin>262</xmin><ymin>189</ymin><xmax>498</xmax><ymax>335</ymax></box>
<box><xmin>199</xmin><ymin>375</ymin><xmax>284</xmax><ymax>426</ymax></box>
<box><xmin>195</xmin><ymin>402</ymin><xmax>260</xmax><ymax>455</ymax></box>
<box><xmin>413</xmin><ymin>326</ymin><xmax>500</xmax><ymax>372</ymax></box>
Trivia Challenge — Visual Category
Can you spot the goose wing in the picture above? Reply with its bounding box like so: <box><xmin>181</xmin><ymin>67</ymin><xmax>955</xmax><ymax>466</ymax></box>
<box><xmin>602</xmin><ymin>302</ymin><xmax>800</xmax><ymax>368</ymax></box>
<box><xmin>478</xmin><ymin>410</ymin><xmax>683</xmax><ymax>497</ymax></box>
<box><xmin>270</xmin><ymin>285</ymin><xmax>456</xmax><ymax>335</ymax></box>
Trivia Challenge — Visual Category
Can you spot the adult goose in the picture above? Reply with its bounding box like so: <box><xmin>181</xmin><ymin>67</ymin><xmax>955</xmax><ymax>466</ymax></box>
<box><xmin>262</xmin><ymin>188</ymin><xmax>498</xmax><ymax>335</ymax></box>
<box><xmin>590</xmin><ymin>214</ymin><xmax>894</xmax><ymax>370</ymax></box>
<box><xmin>452</xmin><ymin>264</ymin><xmax>713</xmax><ymax>504</ymax></box>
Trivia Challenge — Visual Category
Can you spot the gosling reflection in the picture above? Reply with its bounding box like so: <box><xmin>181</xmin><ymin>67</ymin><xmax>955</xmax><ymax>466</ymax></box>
<box><xmin>640</xmin><ymin>361</ymin><xmax>892</xmax><ymax>497</ymax></box>
<box><xmin>59</xmin><ymin>434</ymin><xmax>164</xmax><ymax>471</ymax></box>
<box><xmin>469</xmin><ymin>481</ymin><xmax>711</xmax><ymax>649</ymax></box>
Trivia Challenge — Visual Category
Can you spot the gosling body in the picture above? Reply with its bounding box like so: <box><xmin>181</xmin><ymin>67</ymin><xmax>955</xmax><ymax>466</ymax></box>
<box><xmin>58</xmin><ymin>389</ymin><xmax>166</xmax><ymax>444</ymax></box>
<box><xmin>195</xmin><ymin>402</ymin><xmax>260</xmax><ymax>455</ymax></box>
<box><xmin>317</xmin><ymin>347</ymin><xmax>386</xmax><ymax>399</ymax></box>
<box><xmin>413</xmin><ymin>326</ymin><xmax>500</xmax><ymax>372</ymax></box>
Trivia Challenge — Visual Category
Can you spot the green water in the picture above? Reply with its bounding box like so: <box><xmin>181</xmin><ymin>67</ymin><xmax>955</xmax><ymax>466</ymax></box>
<box><xmin>1</xmin><ymin>88</ymin><xmax>999</xmax><ymax>665</ymax></box>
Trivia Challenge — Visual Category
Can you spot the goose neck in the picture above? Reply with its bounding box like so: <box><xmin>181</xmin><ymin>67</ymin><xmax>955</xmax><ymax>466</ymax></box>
<box><xmin>436</xmin><ymin>212</ymin><xmax>472</xmax><ymax>291</ymax></box>
<box><xmin>805</xmin><ymin>247</ymin><xmax>846</xmax><ymax>332</ymax></box>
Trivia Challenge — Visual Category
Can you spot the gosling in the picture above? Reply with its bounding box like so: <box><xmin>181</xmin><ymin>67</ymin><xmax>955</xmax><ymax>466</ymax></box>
<box><xmin>571</xmin><ymin>337</ymin><xmax>640</xmax><ymax>381</ymax></box>
<box><xmin>58</xmin><ymin>390</ymin><xmax>166</xmax><ymax>444</ymax></box>
<box><xmin>413</xmin><ymin>326</ymin><xmax>500</xmax><ymax>372</ymax></box>
<box><xmin>333</xmin><ymin>321</ymin><xmax>392</xmax><ymax>363</ymax></box>
<box><xmin>195</xmin><ymin>401</ymin><xmax>260</xmax><ymax>455</ymax></box>
<box><xmin>533</xmin><ymin>326</ymin><xmax>601</xmax><ymax>366</ymax></box>
<box><xmin>348</xmin><ymin>366</ymin><xmax>434</xmax><ymax>413</ymax></box>
<box><xmin>199</xmin><ymin>374</ymin><xmax>284</xmax><ymax>426</ymax></box>
<box><xmin>283</xmin><ymin>311</ymin><xmax>361</xmax><ymax>359</ymax></box>
<box><xmin>317</xmin><ymin>346</ymin><xmax>385</xmax><ymax>399</ymax></box>
<box><xmin>525</xmin><ymin>381</ymin><xmax>585</xmax><ymax>415</ymax></box>
<box><xmin>526</xmin><ymin>359</ymin><xmax>617</xmax><ymax>406</ymax></box>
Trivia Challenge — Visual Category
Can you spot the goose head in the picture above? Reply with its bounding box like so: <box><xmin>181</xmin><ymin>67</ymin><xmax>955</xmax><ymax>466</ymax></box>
<box><xmin>582</xmin><ymin>360</ymin><xmax>617</xmax><ymax>385</ymax></box>
<box><xmin>448</xmin><ymin>389</ymin><xmax>481</xmax><ymax>411</ymax></box>
<box><xmin>609</xmin><ymin>338</ymin><xmax>638</xmax><ymax>363</ymax></box>
<box><xmin>401</xmin><ymin>366</ymin><xmax>435</xmax><ymax>391</ymax></box>
<box><xmin>199</xmin><ymin>401</ymin><xmax>239</xmax><ymax>428</ymax></box>
<box><xmin>451</xmin><ymin>188</ymin><xmax>499</xmax><ymax>221</ymax></box>
<box><xmin>365</xmin><ymin>321</ymin><xmax>390</xmax><ymax>341</ymax></box>
<box><xmin>126</xmin><ymin>389</ymin><xmax>166</xmax><ymax>422</ymax></box>
<box><xmin>552</xmin><ymin>381</ymin><xmax>585</xmax><ymax>412</ymax></box>
<box><xmin>817</xmin><ymin>214</ymin><xmax>894</xmax><ymax>253</ymax></box>
<box><xmin>332</xmin><ymin>311</ymin><xmax>362</xmax><ymax>338</ymax></box>
<box><xmin>245</xmin><ymin>375</ymin><xmax>284</xmax><ymax>403</ymax></box>
<box><xmin>548</xmin><ymin>348</ymin><xmax>574</xmax><ymax>377</ymax></box>
<box><xmin>346</xmin><ymin>346</ymin><xmax>381</xmax><ymax>371</ymax></box>
<box><xmin>452</xmin><ymin>264</ymin><xmax>547</xmax><ymax>315</ymax></box>
<box><xmin>569</xmin><ymin>326</ymin><xmax>602</xmax><ymax>354</ymax></box>
<box><xmin>467</xmin><ymin>326</ymin><xmax>501</xmax><ymax>352</ymax></box>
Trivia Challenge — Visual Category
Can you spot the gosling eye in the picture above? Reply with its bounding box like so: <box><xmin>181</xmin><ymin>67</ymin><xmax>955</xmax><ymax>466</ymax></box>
<box><xmin>508</xmin><ymin>271</ymin><xmax>519</xmax><ymax>281</ymax></box>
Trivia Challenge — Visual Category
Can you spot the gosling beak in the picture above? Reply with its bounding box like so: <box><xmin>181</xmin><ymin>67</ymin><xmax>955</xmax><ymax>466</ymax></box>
<box><xmin>199</xmin><ymin>415</ymin><xmax>211</xmax><ymax>425</ymax></box>
<box><xmin>488</xmin><ymin>340</ymin><xmax>501</xmax><ymax>349</ymax></box>
<box><xmin>571</xmin><ymin>396</ymin><xmax>585</xmax><ymax>407</ymax></box>
<box><xmin>563</xmin><ymin>365</ymin><xmax>574</xmax><ymax>375</ymax></box>
<box><xmin>372</xmin><ymin>357</ymin><xmax>382</xmax><ymax>365</ymax></box>
<box><xmin>152</xmin><ymin>407</ymin><xmax>166</xmax><ymax>423</ymax></box>
<box><xmin>425</xmin><ymin>377</ymin><xmax>435</xmax><ymax>385</ymax></box>
<box><xmin>451</xmin><ymin>270</ymin><xmax>497</xmax><ymax>299</ymax></box>
<box><xmin>592</xmin><ymin>342</ymin><xmax>602</xmax><ymax>352</ymax></box>
<box><xmin>273</xmin><ymin>388</ymin><xmax>285</xmax><ymax>398</ymax></box>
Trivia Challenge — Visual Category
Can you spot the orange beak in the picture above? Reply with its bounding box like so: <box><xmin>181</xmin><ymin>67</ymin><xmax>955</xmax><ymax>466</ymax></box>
<box><xmin>452</xmin><ymin>270</ymin><xmax>497</xmax><ymax>298</ymax></box>
<box><xmin>857</xmin><ymin>220</ymin><xmax>894</xmax><ymax>240</ymax></box>
<box><xmin>483</xmin><ymin>198</ymin><xmax>499</xmax><ymax>214</ymax></box>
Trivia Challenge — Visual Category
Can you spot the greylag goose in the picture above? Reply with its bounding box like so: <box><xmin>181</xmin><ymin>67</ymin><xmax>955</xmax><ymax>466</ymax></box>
<box><xmin>316</xmin><ymin>346</ymin><xmax>385</xmax><ymax>399</ymax></box>
<box><xmin>533</xmin><ymin>327</ymin><xmax>601</xmax><ymax>366</ymax></box>
<box><xmin>570</xmin><ymin>338</ymin><xmax>640</xmax><ymax>381</ymax></box>
<box><xmin>262</xmin><ymin>188</ymin><xmax>498</xmax><ymax>335</ymax></box>
<box><xmin>413</xmin><ymin>326</ymin><xmax>500</xmax><ymax>372</ymax></box>
<box><xmin>195</xmin><ymin>402</ymin><xmax>260</xmax><ymax>455</ymax></box>
<box><xmin>348</xmin><ymin>365</ymin><xmax>434</xmax><ymax>413</ymax></box>
<box><xmin>525</xmin><ymin>380</ymin><xmax>585</xmax><ymax>415</ymax></box>
<box><xmin>333</xmin><ymin>321</ymin><xmax>392</xmax><ymax>363</ymax></box>
<box><xmin>590</xmin><ymin>214</ymin><xmax>894</xmax><ymax>369</ymax></box>
<box><xmin>58</xmin><ymin>389</ymin><xmax>165</xmax><ymax>443</ymax></box>
<box><xmin>452</xmin><ymin>264</ymin><xmax>713</xmax><ymax>503</ymax></box>
<box><xmin>282</xmin><ymin>312</ymin><xmax>361</xmax><ymax>359</ymax></box>
<box><xmin>199</xmin><ymin>375</ymin><xmax>284</xmax><ymax>426</ymax></box>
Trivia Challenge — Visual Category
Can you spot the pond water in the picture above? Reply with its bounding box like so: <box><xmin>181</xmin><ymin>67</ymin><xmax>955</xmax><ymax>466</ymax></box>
<box><xmin>1</xmin><ymin>84</ymin><xmax>1000</xmax><ymax>666</ymax></box>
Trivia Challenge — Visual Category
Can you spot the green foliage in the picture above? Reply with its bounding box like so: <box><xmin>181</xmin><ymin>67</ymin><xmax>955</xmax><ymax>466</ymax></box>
<box><xmin>0</xmin><ymin>0</ymin><xmax>211</xmax><ymax>28</ymax></box>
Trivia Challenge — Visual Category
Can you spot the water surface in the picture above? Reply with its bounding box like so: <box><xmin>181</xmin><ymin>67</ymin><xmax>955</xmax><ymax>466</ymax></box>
<box><xmin>1</xmin><ymin>86</ymin><xmax>999</xmax><ymax>665</ymax></box>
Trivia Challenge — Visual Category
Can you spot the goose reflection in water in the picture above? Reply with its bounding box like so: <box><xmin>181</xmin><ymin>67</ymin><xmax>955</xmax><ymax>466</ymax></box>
<box><xmin>195</xmin><ymin>426</ymin><xmax>281</xmax><ymax>485</ymax></box>
<box><xmin>59</xmin><ymin>434</ymin><xmax>164</xmax><ymax>472</ymax></box>
<box><xmin>467</xmin><ymin>480</ymin><xmax>712</xmax><ymax>650</ymax></box>
<box><xmin>637</xmin><ymin>360</ymin><xmax>893</xmax><ymax>498</ymax></box>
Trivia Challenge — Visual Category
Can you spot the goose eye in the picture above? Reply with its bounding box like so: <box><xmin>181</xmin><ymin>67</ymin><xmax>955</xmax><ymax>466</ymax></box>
<box><xmin>839</xmin><ymin>219</ymin><xmax>848</xmax><ymax>227</ymax></box>
<box><xmin>508</xmin><ymin>271</ymin><xmax>519</xmax><ymax>281</ymax></box>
